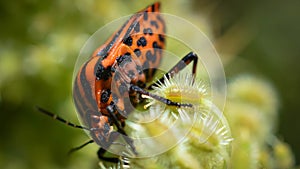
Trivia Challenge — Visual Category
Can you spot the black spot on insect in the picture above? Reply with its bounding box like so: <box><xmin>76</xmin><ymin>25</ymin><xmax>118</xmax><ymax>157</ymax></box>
<box><xmin>128</xmin><ymin>70</ymin><xmax>135</xmax><ymax>79</ymax></box>
<box><xmin>152</xmin><ymin>41</ymin><xmax>161</xmax><ymax>49</ymax></box>
<box><xmin>137</xmin><ymin>37</ymin><xmax>147</xmax><ymax>47</ymax></box>
<box><xmin>123</xmin><ymin>36</ymin><xmax>133</xmax><ymax>46</ymax></box>
<box><xmin>124</xmin><ymin>52</ymin><xmax>131</xmax><ymax>56</ymax></box>
<box><xmin>143</xmin><ymin>12</ymin><xmax>148</xmax><ymax>21</ymax></box>
<box><xmin>146</xmin><ymin>51</ymin><xmax>153</xmax><ymax>61</ymax></box>
<box><xmin>117</xmin><ymin>53</ymin><xmax>132</xmax><ymax>67</ymax></box>
<box><xmin>153</xmin><ymin>41</ymin><xmax>162</xmax><ymax>54</ymax></box>
<box><xmin>156</xmin><ymin>15</ymin><xmax>166</xmax><ymax>32</ymax></box>
<box><xmin>159</xmin><ymin>34</ymin><xmax>165</xmax><ymax>42</ymax></box>
<box><xmin>96</xmin><ymin>64</ymin><xmax>112</xmax><ymax>81</ymax></box>
<box><xmin>101</xmin><ymin>89</ymin><xmax>111</xmax><ymax>103</ymax></box>
<box><xmin>150</xmin><ymin>20</ymin><xmax>159</xmax><ymax>29</ymax></box>
<box><xmin>119</xmin><ymin>82</ymin><xmax>128</xmax><ymax>95</ymax></box>
<box><xmin>142</xmin><ymin>61</ymin><xmax>149</xmax><ymax>69</ymax></box>
<box><xmin>134</xmin><ymin>48</ymin><xmax>141</xmax><ymax>57</ymax></box>
<box><xmin>143</xmin><ymin>28</ymin><xmax>153</xmax><ymax>35</ymax></box>
<box><xmin>149</xmin><ymin>52</ymin><xmax>157</xmax><ymax>63</ymax></box>
<box><xmin>134</xmin><ymin>22</ymin><xmax>140</xmax><ymax>32</ymax></box>
<box><xmin>104</xmin><ymin>123</ymin><xmax>110</xmax><ymax>135</ymax></box>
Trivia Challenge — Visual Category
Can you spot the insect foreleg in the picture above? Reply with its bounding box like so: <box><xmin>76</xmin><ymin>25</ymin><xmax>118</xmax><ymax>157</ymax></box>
<box><xmin>147</xmin><ymin>52</ymin><xmax>198</xmax><ymax>90</ymax></box>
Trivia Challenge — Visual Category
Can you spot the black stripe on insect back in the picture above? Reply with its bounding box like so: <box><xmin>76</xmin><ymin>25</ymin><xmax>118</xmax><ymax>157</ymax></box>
<box><xmin>73</xmin><ymin>78</ymin><xmax>86</xmax><ymax>118</ymax></box>
<box><xmin>122</xmin><ymin>13</ymin><xmax>143</xmax><ymax>43</ymax></box>
<box><xmin>151</xmin><ymin>3</ymin><xmax>156</xmax><ymax>12</ymax></box>
<box><xmin>143</xmin><ymin>12</ymin><xmax>148</xmax><ymax>21</ymax></box>
<box><xmin>73</xmin><ymin>76</ymin><xmax>95</xmax><ymax>122</ymax></box>
<box><xmin>134</xmin><ymin>22</ymin><xmax>140</xmax><ymax>32</ymax></box>
<box><xmin>97</xmin><ymin>22</ymin><xmax>128</xmax><ymax>57</ymax></box>
<box><xmin>97</xmin><ymin>13</ymin><xmax>142</xmax><ymax>57</ymax></box>
<box><xmin>150</xmin><ymin>20</ymin><xmax>159</xmax><ymax>29</ymax></box>
<box><xmin>79</xmin><ymin>62</ymin><xmax>98</xmax><ymax>109</ymax></box>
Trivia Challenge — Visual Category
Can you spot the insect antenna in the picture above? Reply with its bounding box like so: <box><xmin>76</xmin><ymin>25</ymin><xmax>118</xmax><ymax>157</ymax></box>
<box><xmin>36</xmin><ymin>106</ymin><xmax>90</xmax><ymax>131</ymax></box>
<box><xmin>36</xmin><ymin>106</ymin><xmax>96</xmax><ymax>154</ymax></box>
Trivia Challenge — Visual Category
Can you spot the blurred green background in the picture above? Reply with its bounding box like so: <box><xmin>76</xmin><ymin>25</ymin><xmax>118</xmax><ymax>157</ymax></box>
<box><xmin>0</xmin><ymin>0</ymin><xmax>299</xmax><ymax>168</ymax></box>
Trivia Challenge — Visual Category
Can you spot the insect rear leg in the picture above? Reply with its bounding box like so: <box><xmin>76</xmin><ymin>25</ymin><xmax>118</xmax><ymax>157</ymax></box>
<box><xmin>147</xmin><ymin>52</ymin><xmax>198</xmax><ymax>90</ymax></box>
<box><xmin>97</xmin><ymin>130</ymin><xmax>134</xmax><ymax>164</ymax></box>
<box><xmin>97</xmin><ymin>148</ymin><xmax>130</xmax><ymax>166</ymax></box>
<box><xmin>96</xmin><ymin>129</ymin><xmax>127</xmax><ymax>163</ymax></box>
<box><xmin>97</xmin><ymin>147</ymin><xmax>120</xmax><ymax>163</ymax></box>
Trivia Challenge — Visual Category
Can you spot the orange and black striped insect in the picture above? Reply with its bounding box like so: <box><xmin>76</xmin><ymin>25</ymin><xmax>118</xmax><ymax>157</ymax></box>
<box><xmin>38</xmin><ymin>2</ymin><xmax>198</xmax><ymax>163</ymax></box>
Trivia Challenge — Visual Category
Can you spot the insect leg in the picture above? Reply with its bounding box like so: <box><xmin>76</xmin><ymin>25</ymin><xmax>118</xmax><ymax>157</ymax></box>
<box><xmin>97</xmin><ymin>147</ymin><xmax>120</xmax><ymax>163</ymax></box>
<box><xmin>147</xmin><ymin>52</ymin><xmax>198</xmax><ymax>90</ymax></box>
<box><xmin>130</xmin><ymin>85</ymin><xmax>193</xmax><ymax>108</ymax></box>
<box><xmin>106</xmin><ymin>105</ymin><xmax>137</xmax><ymax>155</ymax></box>
<box><xmin>106</xmin><ymin>105</ymin><xmax>127</xmax><ymax>135</ymax></box>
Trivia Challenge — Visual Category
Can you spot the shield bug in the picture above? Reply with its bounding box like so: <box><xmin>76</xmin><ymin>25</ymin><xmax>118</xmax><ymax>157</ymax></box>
<box><xmin>38</xmin><ymin>2</ymin><xmax>199</xmax><ymax>164</ymax></box>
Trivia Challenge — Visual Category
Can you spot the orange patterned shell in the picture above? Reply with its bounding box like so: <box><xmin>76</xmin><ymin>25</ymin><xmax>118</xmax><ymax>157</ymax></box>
<box><xmin>73</xmin><ymin>2</ymin><xmax>165</xmax><ymax>147</ymax></box>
